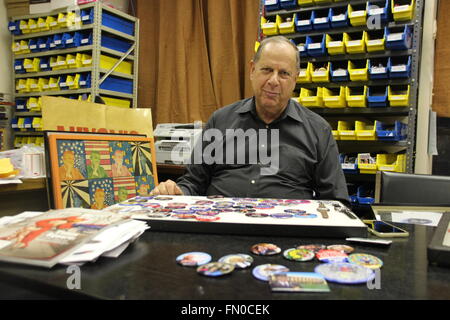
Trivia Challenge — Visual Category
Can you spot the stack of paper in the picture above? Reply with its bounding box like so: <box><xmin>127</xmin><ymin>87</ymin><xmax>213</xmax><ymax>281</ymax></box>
<box><xmin>0</xmin><ymin>208</ymin><xmax>148</xmax><ymax>268</ymax></box>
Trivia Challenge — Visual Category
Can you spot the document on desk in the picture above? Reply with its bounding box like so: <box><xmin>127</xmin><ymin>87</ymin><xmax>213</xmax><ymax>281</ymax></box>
<box><xmin>390</xmin><ymin>211</ymin><xmax>443</xmax><ymax>227</ymax></box>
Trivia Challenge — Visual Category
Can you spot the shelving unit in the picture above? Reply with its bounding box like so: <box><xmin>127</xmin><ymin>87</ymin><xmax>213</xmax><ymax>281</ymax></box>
<box><xmin>259</xmin><ymin>0</ymin><xmax>425</xmax><ymax>207</ymax></box>
<box><xmin>8</xmin><ymin>1</ymin><xmax>139</xmax><ymax>148</ymax></box>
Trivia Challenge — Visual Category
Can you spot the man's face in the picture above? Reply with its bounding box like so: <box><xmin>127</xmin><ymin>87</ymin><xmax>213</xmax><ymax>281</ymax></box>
<box><xmin>63</xmin><ymin>152</ymin><xmax>75</xmax><ymax>167</ymax></box>
<box><xmin>250</xmin><ymin>42</ymin><xmax>298</xmax><ymax>117</ymax></box>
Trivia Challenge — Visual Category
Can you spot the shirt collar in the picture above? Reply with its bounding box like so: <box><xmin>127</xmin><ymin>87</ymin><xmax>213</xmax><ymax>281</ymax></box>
<box><xmin>236</xmin><ymin>97</ymin><xmax>303</xmax><ymax>124</ymax></box>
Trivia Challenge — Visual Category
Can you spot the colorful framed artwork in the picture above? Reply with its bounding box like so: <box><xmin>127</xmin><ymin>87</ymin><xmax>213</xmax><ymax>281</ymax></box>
<box><xmin>46</xmin><ymin>132</ymin><xmax>158</xmax><ymax>209</ymax></box>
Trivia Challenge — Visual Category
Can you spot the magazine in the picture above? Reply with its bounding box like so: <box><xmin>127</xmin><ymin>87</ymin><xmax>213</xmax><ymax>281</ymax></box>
<box><xmin>0</xmin><ymin>208</ymin><xmax>134</xmax><ymax>268</ymax></box>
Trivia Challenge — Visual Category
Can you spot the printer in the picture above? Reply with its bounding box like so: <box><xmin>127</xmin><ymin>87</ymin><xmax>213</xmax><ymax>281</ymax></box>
<box><xmin>154</xmin><ymin>123</ymin><xmax>202</xmax><ymax>164</ymax></box>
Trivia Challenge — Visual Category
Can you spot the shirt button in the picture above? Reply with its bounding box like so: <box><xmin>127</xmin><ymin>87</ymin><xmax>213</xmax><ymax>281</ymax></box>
<box><xmin>261</xmin><ymin>144</ymin><xmax>265</xmax><ymax>148</ymax></box>
<box><xmin>251</xmin><ymin>180</ymin><xmax>255</xmax><ymax>184</ymax></box>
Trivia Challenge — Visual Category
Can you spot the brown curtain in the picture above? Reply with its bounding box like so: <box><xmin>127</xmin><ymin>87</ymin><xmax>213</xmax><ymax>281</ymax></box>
<box><xmin>136</xmin><ymin>0</ymin><xmax>260</xmax><ymax>126</ymax></box>
<box><xmin>433</xmin><ymin>0</ymin><xmax>450</xmax><ymax>118</ymax></box>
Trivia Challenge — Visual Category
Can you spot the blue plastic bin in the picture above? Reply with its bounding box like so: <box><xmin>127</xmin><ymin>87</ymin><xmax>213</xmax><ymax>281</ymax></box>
<box><xmin>295</xmin><ymin>11</ymin><xmax>313</xmax><ymax>32</ymax></box>
<box><xmin>11</xmin><ymin>118</ymin><xmax>19</xmax><ymax>131</ymax></box>
<box><xmin>369</xmin><ymin>58</ymin><xmax>389</xmax><ymax>80</ymax></box>
<box><xmin>28</xmin><ymin>38</ymin><xmax>39</xmax><ymax>52</ymax></box>
<box><xmin>40</xmin><ymin>57</ymin><xmax>51</xmax><ymax>71</ymax></box>
<box><xmin>14</xmin><ymin>60</ymin><xmax>25</xmax><ymax>74</ymax></box>
<box><xmin>79</xmin><ymin>73</ymin><xmax>91</xmax><ymax>88</ymax></box>
<box><xmin>312</xmin><ymin>8</ymin><xmax>331</xmax><ymax>30</ymax></box>
<box><xmin>101</xmin><ymin>35</ymin><xmax>132</xmax><ymax>53</ymax></box>
<box><xmin>294</xmin><ymin>37</ymin><xmax>308</xmax><ymax>57</ymax></box>
<box><xmin>367</xmin><ymin>86</ymin><xmax>388</xmax><ymax>108</ymax></box>
<box><xmin>102</xmin><ymin>12</ymin><xmax>135</xmax><ymax>36</ymax></box>
<box><xmin>8</xmin><ymin>21</ymin><xmax>22</xmax><ymax>35</ymax></box>
<box><xmin>376</xmin><ymin>121</ymin><xmax>407</xmax><ymax>141</ymax></box>
<box><xmin>306</xmin><ymin>35</ymin><xmax>327</xmax><ymax>57</ymax></box>
<box><xmin>15</xmin><ymin>99</ymin><xmax>27</xmax><ymax>111</ymax></box>
<box><xmin>63</xmin><ymin>32</ymin><xmax>82</xmax><ymax>48</ymax></box>
<box><xmin>23</xmin><ymin>117</ymin><xmax>33</xmax><ymax>131</ymax></box>
<box><xmin>59</xmin><ymin>75</ymin><xmax>69</xmax><ymax>90</ymax></box>
<box><xmin>52</xmin><ymin>33</ymin><xmax>64</xmax><ymax>49</ymax></box>
<box><xmin>100</xmin><ymin>76</ymin><xmax>133</xmax><ymax>94</ymax></box>
<box><xmin>264</xmin><ymin>0</ymin><xmax>280</xmax><ymax>11</ymax></box>
<box><xmin>367</xmin><ymin>0</ymin><xmax>390</xmax><ymax>25</ymax></box>
<box><xmin>330</xmin><ymin>61</ymin><xmax>349</xmax><ymax>82</ymax></box>
<box><xmin>357</xmin><ymin>185</ymin><xmax>375</xmax><ymax>205</ymax></box>
<box><xmin>388</xmin><ymin>56</ymin><xmax>411</xmax><ymax>78</ymax></box>
<box><xmin>81</xmin><ymin>32</ymin><xmax>93</xmax><ymax>46</ymax></box>
<box><xmin>330</xmin><ymin>6</ymin><xmax>349</xmax><ymax>28</ymax></box>
<box><xmin>81</xmin><ymin>8</ymin><xmax>94</xmax><ymax>24</ymax></box>
<box><xmin>280</xmin><ymin>0</ymin><xmax>297</xmax><ymax>9</ymax></box>
<box><xmin>340</xmin><ymin>154</ymin><xmax>359</xmax><ymax>174</ymax></box>
<box><xmin>385</xmin><ymin>25</ymin><xmax>412</xmax><ymax>50</ymax></box>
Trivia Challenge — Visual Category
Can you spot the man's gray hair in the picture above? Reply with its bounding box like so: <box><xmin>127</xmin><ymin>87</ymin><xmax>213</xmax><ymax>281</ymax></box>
<box><xmin>253</xmin><ymin>36</ymin><xmax>300</xmax><ymax>70</ymax></box>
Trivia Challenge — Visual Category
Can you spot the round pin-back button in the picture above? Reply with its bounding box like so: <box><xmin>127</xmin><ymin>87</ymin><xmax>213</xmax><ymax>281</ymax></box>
<box><xmin>250</xmin><ymin>243</ymin><xmax>281</xmax><ymax>256</ymax></box>
<box><xmin>254</xmin><ymin>204</ymin><xmax>274</xmax><ymax>209</ymax></box>
<box><xmin>207</xmin><ymin>195</ymin><xmax>224</xmax><ymax>199</ymax></box>
<box><xmin>153</xmin><ymin>196</ymin><xmax>173</xmax><ymax>201</ymax></box>
<box><xmin>176</xmin><ymin>252</ymin><xmax>212</xmax><ymax>267</ymax></box>
<box><xmin>234</xmin><ymin>208</ymin><xmax>256</xmax><ymax>213</ymax></box>
<box><xmin>195</xmin><ymin>215</ymin><xmax>220</xmax><ymax>222</ymax></box>
<box><xmin>171</xmin><ymin>213</ymin><xmax>196</xmax><ymax>219</ymax></box>
<box><xmin>270</xmin><ymin>213</ymin><xmax>294</xmax><ymax>219</ymax></box>
<box><xmin>196</xmin><ymin>210</ymin><xmax>220</xmax><ymax>216</ymax></box>
<box><xmin>283</xmin><ymin>248</ymin><xmax>315</xmax><ymax>262</ymax></box>
<box><xmin>327</xmin><ymin>244</ymin><xmax>355</xmax><ymax>254</ymax></box>
<box><xmin>143</xmin><ymin>203</ymin><xmax>162</xmax><ymax>208</ymax></box>
<box><xmin>194</xmin><ymin>200</ymin><xmax>214</xmax><ymax>205</ymax></box>
<box><xmin>296</xmin><ymin>244</ymin><xmax>326</xmax><ymax>253</ymax></box>
<box><xmin>245</xmin><ymin>213</ymin><xmax>269</xmax><ymax>218</ymax></box>
<box><xmin>315</xmin><ymin>262</ymin><xmax>375</xmax><ymax>284</ymax></box>
<box><xmin>348</xmin><ymin>253</ymin><xmax>383</xmax><ymax>269</ymax></box>
<box><xmin>294</xmin><ymin>213</ymin><xmax>318</xmax><ymax>219</ymax></box>
<box><xmin>252</xmin><ymin>264</ymin><xmax>290</xmax><ymax>282</ymax></box>
<box><xmin>284</xmin><ymin>209</ymin><xmax>306</xmax><ymax>214</ymax></box>
<box><xmin>197</xmin><ymin>262</ymin><xmax>235</xmax><ymax>277</ymax></box>
<box><xmin>171</xmin><ymin>209</ymin><xmax>195</xmax><ymax>215</ymax></box>
<box><xmin>146</xmin><ymin>211</ymin><xmax>171</xmax><ymax>218</ymax></box>
<box><xmin>316</xmin><ymin>249</ymin><xmax>348</xmax><ymax>263</ymax></box>
<box><xmin>218</xmin><ymin>254</ymin><xmax>254</xmax><ymax>269</ymax></box>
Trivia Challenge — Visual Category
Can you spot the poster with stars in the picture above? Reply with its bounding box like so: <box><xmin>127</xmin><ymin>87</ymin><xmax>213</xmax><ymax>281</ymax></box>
<box><xmin>47</xmin><ymin>133</ymin><xmax>158</xmax><ymax>209</ymax></box>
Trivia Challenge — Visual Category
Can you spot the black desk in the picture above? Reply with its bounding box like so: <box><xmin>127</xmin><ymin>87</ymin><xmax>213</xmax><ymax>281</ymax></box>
<box><xmin>0</xmin><ymin>223</ymin><xmax>449</xmax><ymax>300</ymax></box>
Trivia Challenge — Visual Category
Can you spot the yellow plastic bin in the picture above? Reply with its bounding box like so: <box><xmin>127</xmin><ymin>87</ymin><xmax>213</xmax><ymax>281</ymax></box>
<box><xmin>12</xmin><ymin>41</ymin><xmax>21</xmax><ymax>55</ymax></box>
<box><xmin>32</xmin><ymin>117</ymin><xmax>43</xmax><ymax>131</ymax></box>
<box><xmin>27</xmin><ymin>97</ymin><xmax>41</xmax><ymax>111</ymax></box>
<box><xmin>54</xmin><ymin>55</ymin><xmax>68</xmax><ymax>70</ymax></box>
<box><xmin>365</xmin><ymin>30</ymin><xmax>386</xmax><ymax>52</ymax></box>
<box><xmin>328</xmin><ymin>120</ymin><xmax>340</xmax><ymax>140</ymax></box>
<box><xmin>326</xmin><ymin>33</ymin><xmax>346</xmax><ymax>55</ymax></box>
<box><xmin>298</xmin><ymin>0</ymin><xmax>314</xmax><ymax>6</ymax></box>
<box><xmin>297</xmin><ymin>62</ymin><xmax>312</xmax><ymax>83</ymax></box>
<box><xmin>314</xmin><ymin>0</ymin><xmax>332</xmax><ymax>3</ymax></box>
<box><xmin>23</xmin><ymin>58</ymin><xmax>41</xmax><ymax>73</ymax></box>
<box><xmin>66</xmin><ymin>74</ymin><xmax>80</xmax><ymax>90</ymax></box>
<box><xmin>348</xmin><ymin>4</ymin><xmax>367</xmax><ymax>26</ymax></box>
<box><xmin>16</xmin><ymin>79</ymin><xmax>29</xmax><ymax>93</ymax></box>
<box><xmin>36</xmin><ymin>78</ymin><xmax>49</xmax><ymax>92</ymax></box>
<box><xmin>388</xmin><ymin>85</ymin><xmax>410</xmax><ymax>107</ymax></box>
<box><xmin>344</xmin><ymin>31</ymin><xmax>367</xmax><ymax>54</ymax></box>
<box><xmin>338</xmin><ymin>120</ymin><xmax>356</xmax><ymax>140</ymax></box>
<box><xmin>261</xmin><ymin>16</ymin><xmax>280</xmax><ymax>36</ymax></box>
<box><xmin>37</xmin><ymin>17</ymin><xmax>50</xmax><ymax>32</ymax></box>
<box><xmin>48</xmin><ymin>77</ymin><xmax>60</xmax><ymax>91</ymax></box>
<box><xmin>102</xmin><ymin>96</ymin><xmax>132</xmax><ymax>108</ymax></box>
<box><xmin>355</xmin><ymin>120</ymin><xmax>377</xmax><ymax>140</ymax></box>
<box><xmin>35</xmin><ymin>136</ymin><xmax>44</xmax><ymax>147</ymax></box>
<box><xmin>278</xmin><ymin>14</ymin><xmax>296</xmax><ymax>34</ymax></box>
<box><xmin>66</xmin><ymin>53</ymin><xmax>83</xmax><ymax>69</ymax></box>
<box><xmin>391</xmin><ymin>0</ymin><xmax>415</xmax><ymax>22</ymax></box>
<box><xmin>346</xmin><ymin>86</ymin><xmax>367</xmax><ymax>107</ymax></box>
<box><xmin>47</xmin><ymin>15</ymin><xmax>59</xmax><ymax>30</ymax></box>
<box><xmin>28</xmin><ymin>19</ymin><xmax>38</xmax><ymax>33</ymax></box>
<box><xmin>358</xmin><ymin>153</ymin><xmax>377</xmax><ymax>174</ymax></box>
<box><xmin>323</xmin><ymin>87</ymin><xmax>346</xmax><ymax>108</ymax></box>
<box><xmin>57</xmin><ymin>13</ymin><xmax>67</xmax><ymax>28</ymax></box>
<box><xmin>348</xmin><ymin>59</ymin><xmax>369</xmax><ymax>81</ymax></box>
<box><xmin>300</xmin><ymin>87</ymin><xmax>324</xmax><ymax>107</ymax></box>
<box><xmin>311</xmin><ymin>62</ymin><xmax>330</xmax><ymax>83</ymax></box>
<box><xmin>377</xmin><ymin>153</ymin><xmax>406</xmax><ymax>172</ymax></box>
<box><xmin>81</xmin><ymin>54</ymin><xmax>93</xmax><ymax>67</ymax></box>
<box><xmin>19</xmin><ymin>20</ymin><xmax>30</xmax><ymax>34</ymax></box>
<box><xmin>100</xmin><ymin>55</ymin><xmax>133</xmax><ymax>75</ymax></box>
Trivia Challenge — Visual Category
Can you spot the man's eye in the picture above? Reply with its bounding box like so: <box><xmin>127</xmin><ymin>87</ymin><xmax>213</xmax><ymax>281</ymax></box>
<box><xmin>280</xmin><ymin>71</ymin><xmax>291</xmax><ymax>78</ymax></box>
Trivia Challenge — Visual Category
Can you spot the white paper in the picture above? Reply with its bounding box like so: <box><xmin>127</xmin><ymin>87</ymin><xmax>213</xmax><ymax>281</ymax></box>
<box><xmin>391</xmin><ymin>211</ymin><xmax>443</xmax><ymax>227</ymax></box>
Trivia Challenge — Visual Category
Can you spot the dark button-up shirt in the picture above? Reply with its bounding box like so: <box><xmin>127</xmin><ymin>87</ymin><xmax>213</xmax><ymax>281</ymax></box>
<box><xmin>177</xmin><ymin>97</ymin><xmax>349</xmax><ymax>203</ymax></box>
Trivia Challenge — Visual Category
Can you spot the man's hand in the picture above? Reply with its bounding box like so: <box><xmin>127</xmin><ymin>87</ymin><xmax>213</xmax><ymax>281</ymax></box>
<box><xmin>149</xmin><ymin>179</ymin><xmax>184</xmax><ymax>196</ymax></box>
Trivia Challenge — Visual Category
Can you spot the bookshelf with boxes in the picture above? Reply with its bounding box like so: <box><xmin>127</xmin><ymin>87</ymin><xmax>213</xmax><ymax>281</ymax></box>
<box><xmin>8</xmin><ymin>1</ymin><xmax>139</xmax><ymax>148</ymax></box>
<box><xmin>260</xmin><ymin>0</ymin><xmax>423</xmax><ymax>209</ymax></box>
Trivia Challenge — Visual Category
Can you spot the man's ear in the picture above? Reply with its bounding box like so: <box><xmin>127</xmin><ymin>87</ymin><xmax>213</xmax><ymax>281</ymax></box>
<box><xmin>249</xmin><ymin>60</ymin><xmax>256</xmax><ymax>79</ymax></box>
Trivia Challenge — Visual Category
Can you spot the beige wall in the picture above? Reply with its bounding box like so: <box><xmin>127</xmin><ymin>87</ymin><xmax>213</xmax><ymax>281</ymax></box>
<box><xmin>0</xmin><ymin>1</ymin><xmax>12</xmax><ymax>96</ymax></box>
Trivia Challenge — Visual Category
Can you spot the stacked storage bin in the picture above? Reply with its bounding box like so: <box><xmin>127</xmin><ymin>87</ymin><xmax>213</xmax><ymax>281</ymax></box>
<box><xmin>261</xmin><ymin>0</ymin><xmax>420</xmax><ymax>206</ymax></box>
<box><xmin>8</xmin><ymin>1</ymin><xmax>139</xmax><ymax>148</ymax></box>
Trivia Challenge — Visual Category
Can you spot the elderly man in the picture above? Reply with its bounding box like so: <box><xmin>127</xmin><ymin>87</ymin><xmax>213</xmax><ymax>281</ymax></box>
<box><xmin>150</xmin><ymin>36</ymin><xmax>348</xmax><ymax>203</ymax></box>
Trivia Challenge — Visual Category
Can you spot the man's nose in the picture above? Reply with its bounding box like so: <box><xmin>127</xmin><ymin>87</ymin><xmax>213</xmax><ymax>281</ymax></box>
<box><xmin>267</xmin><ymin>71</ymin><xmax>280</xmax><ymax>86</ymax></box>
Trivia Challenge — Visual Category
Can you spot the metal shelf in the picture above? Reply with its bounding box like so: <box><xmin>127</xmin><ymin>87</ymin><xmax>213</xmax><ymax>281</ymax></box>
<box><xmin>13</xmin><ymin>131</ymin><xmax>44</xmax><ymax>136</ymax></box>
<box><xmin>101</xmin><ymin>26</ymin><xmax>135</xmax><ymax>41</ymax></box>
<box><xmin>15</xmin><ymin>67</ymin><xmax>92</xmax><ymax>79</ymax></box>
<box><xmin>307</xmin><ymin>107</ymin><xmax>410</xmax><ymax>116</ymax></box>
<box><xmin>14</xmin><ymin>88</ymin><xmax>92</xmax><ymax>97</ymax></box>
<box><xmin>99</xmin><ymin>69</ymin><xmax>134</xmax><ymax>80</ymax></box>
<box><xmin>98</xmin><ymin>89</ymin><xmax>133</xmax><ymax>99</ymax></box>
<box><xmin>14</xmin><ymin>112</ymin><xmax>41</xmax><ymax>116</ymax></box>
<box><xmin>337</xmin><ymin>140</ymin><xmax>409</xmax><ymax>148</ymax></box>
<box><xmin>300</xmin><ymin>49</ymin><xmax>414</xmax><ymax>63</ymax></box>
<box><xmin>297</xmin><ymin>78</ymin><xmax>411</xmax><ymax>89</ymax></box>
<box><xmin>101</xmin><ymin>47</ymin><xmax>135</xmax><ymax>60</ymax></box>
<box><xmin>14</xmin><ymin>45</ymin><xmax>94</xmax><ymax>59</ymax></box>
<box><xmin>13</xmin><ymin>24</ymin><xmax>94</xmax><ymax>41</ymax></box>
